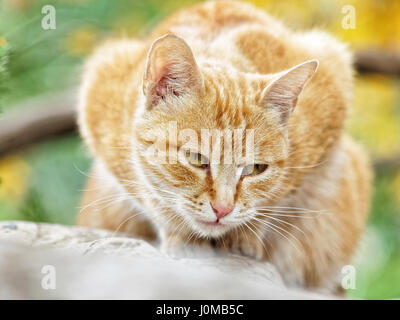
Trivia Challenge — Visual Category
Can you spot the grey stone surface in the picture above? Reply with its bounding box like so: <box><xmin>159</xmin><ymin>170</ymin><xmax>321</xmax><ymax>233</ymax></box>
<box><xmin>0</xmin><ymin>221</ymin><xmax>331</xmax><ymax>299</ymax></box>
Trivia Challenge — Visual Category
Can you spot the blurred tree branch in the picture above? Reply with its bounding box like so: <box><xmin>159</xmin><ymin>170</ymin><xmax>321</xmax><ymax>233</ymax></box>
<box><xmin>373</xmin><ymin>153</ymin><xmax>400</xmax><ymax>171</ymax></box>
<box><xmin>0</xmin><ymin>89</ymin><xmax>77</xmax><ymax>156</ymax></box>
<box><xmin>355</xmin><ymin>50</ymin><xmax>400</xmax><ymax>75</ymax></box>
<box><xmin>0</xmin><ymin>50</ymin><xmax>399</xmax><ymax>170</ymax></box>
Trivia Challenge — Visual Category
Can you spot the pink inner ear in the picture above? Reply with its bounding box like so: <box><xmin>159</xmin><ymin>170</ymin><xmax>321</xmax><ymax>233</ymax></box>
<box><xmin>151</xmin><ymin>74</ymin><xmax>181</xmax><ymax>105</ymax></box>
<box><xmin>148</xmin><ymin>59</ymin><xmax>184</xmax><ymax>104</ymax></box>
<box><xmin>154</xmin><ymin>76</ymin><xmax>169</xmax><ymax>101</ymax></box>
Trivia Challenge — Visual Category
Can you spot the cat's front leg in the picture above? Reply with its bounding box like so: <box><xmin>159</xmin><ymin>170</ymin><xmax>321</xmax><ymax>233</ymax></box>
<box><xmin>216</xmin><ymin>228</ymin><xmax>268</xmax><ymax>261</ymax></box>
<box><xmin>160</xmin><ymin>231</ymin><xmax>215</xmax><ymax>258</ymax></box>
<box><xmin>160</xmin><ymin>227</ymin><xmax>268</xmax><ymax>260</ymax></box>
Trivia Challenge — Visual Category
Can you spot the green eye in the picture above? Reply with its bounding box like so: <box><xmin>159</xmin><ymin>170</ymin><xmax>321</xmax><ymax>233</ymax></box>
<box><xmin>184</xmin><ymin>150</ymin><xmax>209</xmax><ymax>169</ymax></box>
<box><xmin>241</xmin><ymin>164</ymin><xmax>269</xmax><ymax>176</ymax></box>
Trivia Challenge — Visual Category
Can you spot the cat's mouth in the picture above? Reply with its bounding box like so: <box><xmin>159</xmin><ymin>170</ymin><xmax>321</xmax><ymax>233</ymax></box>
<box><xmin>191</xmin><ymin>217</ymin><xmax>236</xmax><ymax>237</ymax></box>
<box><xmin>196</xmin><ymin>219</ymin><xmax>222</xmax><ymax>227</ymax></box>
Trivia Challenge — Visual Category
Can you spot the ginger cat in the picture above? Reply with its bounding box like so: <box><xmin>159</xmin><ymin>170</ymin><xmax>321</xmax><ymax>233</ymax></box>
<box><xmin>77</xmin><ymin>0</ymin><xmax>372</xmax><ymax>292</ymax></box>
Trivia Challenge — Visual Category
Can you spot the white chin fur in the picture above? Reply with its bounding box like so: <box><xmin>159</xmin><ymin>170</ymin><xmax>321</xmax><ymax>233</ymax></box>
<box><xmin>190</xmin><ymin>220</ymin><xmax>234</xmax><ymax>238</ymax></box>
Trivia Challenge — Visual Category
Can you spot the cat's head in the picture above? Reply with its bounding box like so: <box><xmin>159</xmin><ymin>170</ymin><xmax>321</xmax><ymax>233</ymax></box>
<box><xmin>135</xmin><ymin>34</ymin><xmax>318</xmax><ymax>238</ymax></box>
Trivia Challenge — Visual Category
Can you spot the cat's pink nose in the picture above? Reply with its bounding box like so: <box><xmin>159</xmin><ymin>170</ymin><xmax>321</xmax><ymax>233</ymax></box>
<box><xmin>210</xmin><ymin>202</ymin><xmax>234</xmax><ymax>219</ymax></box>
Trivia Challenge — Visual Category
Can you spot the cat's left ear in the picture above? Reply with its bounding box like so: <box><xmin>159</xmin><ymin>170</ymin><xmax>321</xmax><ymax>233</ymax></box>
<box><xmin>261</xmin><ymin>60</ymin><xmax>318</xmax><ymax>124</ymax></box>
<box><xmin>143</xmin><ymin>34</ymin><xmax>204</xmax><ymax>108</ymax></box>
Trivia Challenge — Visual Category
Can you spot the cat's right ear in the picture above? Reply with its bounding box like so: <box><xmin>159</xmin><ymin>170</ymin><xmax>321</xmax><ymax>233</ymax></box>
<box><xmin>142</xmin><ymin>34</ymin><xmax>204</xmax><ymax>108</ymax></box>
<box><xmin>261</xmin><ymin>60</ymin><xmax>318</xmax><ymax>125</ymax></box>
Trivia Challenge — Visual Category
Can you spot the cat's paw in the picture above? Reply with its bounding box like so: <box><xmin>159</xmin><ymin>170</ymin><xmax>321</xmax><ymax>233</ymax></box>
<box><xmin>161</xmin><ymin>235</ymin><xmax>215</xmax><ymax>259</ymax></box>
<box><xmin>217</xmin><ymin>232</ymin><xmax>267</xmax><ymax>260</ymax></box>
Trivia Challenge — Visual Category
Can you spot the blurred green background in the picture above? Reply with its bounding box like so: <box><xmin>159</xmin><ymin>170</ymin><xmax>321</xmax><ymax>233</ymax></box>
<box><xmin>0</xmin><ymin>0</ymin><xmax>399</xmax><ymax>299</ymax></box>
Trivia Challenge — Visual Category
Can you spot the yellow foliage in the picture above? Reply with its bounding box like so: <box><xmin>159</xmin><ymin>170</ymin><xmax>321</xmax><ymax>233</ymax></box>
<box><xmin>348</xmin><ymin>75</ymin><xmax>400</xmax><ymax>157</ymax></box>
<box><xmin>65</xmin><ymin>27</ymin><xmax>99</xmax><ymax>56</ymax></box>
<box><xmin>333</xmin><ymin>0</ymin><xmax>400</xmax><ymax>50</ymax></box>
<box><xmin>0</xmin><ymin>37</ymin><xmax>7</xmax><ymax>47</ymax></box>
<box><xmin>0</xmin><ymin>155</ymin><xmax>30</xmax><ymax>204</ymax></box>
<box><xmin>3</xmin><ymin>0</ymin><xmax>32</xmax><ymax>12</ymax></box>
<box><xmin>391</xmin><ymin>171</ymin><xmax>400</xmax><ymax>208</ymax></box>
<box><xmin>248</xmin><ymin>0</ymin><xmax>400</xmax><ymax>51</ymax></box>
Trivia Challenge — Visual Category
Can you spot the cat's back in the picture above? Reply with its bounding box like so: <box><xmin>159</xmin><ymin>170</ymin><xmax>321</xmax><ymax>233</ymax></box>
<box><xmin>150</xmin><ymin>0</ymin><xmax>286</xmax><ymax>42</ymax></box>
<box><xmin>151</xmin><ymin>1</ymin><xmax>352</xmax><ymax>80</ymax></box>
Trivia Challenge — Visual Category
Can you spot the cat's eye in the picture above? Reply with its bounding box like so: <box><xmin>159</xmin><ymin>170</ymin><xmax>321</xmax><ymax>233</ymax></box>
<box><xmin>241</xmin><ymin>164</ymin><xmax>269</xmax><ymax>176</ymax></box>
<box><xmin>184</xmin><ymin>150</ymin><xmax>209</xmax><ymax>169</ymax></box>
